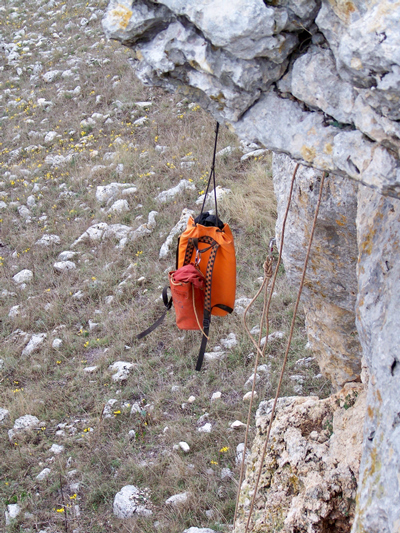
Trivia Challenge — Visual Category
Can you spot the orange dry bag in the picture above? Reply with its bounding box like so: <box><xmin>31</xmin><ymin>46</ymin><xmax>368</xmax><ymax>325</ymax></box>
<box><xmin>137</xmin><ymin>122</ymin><xmax>236</xmax><ymax>371</ymax></box>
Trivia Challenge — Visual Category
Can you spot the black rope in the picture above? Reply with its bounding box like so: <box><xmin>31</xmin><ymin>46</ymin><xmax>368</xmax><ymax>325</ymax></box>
<box><xmin>200</xmin><ymin>122</ymin><xmax>220</xmax><ymax>225</ymax></box>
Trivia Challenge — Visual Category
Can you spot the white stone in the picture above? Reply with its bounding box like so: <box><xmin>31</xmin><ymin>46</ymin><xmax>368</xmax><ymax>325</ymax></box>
<box><xmin>221</xmin><ymin>467</ymin><xmax>233</xmax><ymax>480</ymax></box>
<box><xmin>58</xmin><ymin>251</ymin><xmax>78</xmax><ymax>261</ymax></box>
<box><xmin>243</xmin><ymin>391</ymin><xmax>258</xmax><ymax>402</ymax></box>
<box><xmin>108</xmin><ymin>199</ymin><xmax>129</xmax><ymax>213</ymax></box>
<box><xmin>165</xmin><ymin>492</ymin><xmax>189</xmax><ymax>506</ymax></box>
<box><xmin>135</xmin><ymin>101</ymin><xmax>153</xmax><ymax>108</ymax></box>
<box><xmin>179</xmin><ymin>441</ymin><xmax>190</xmax><ymax>453</ymax></box>
<box><xmin>88</xmin><ymin>319</ymin><xmax>99</xmax><ymax>332</ymax></box>
<box><xmin>198</xmin><ymin>423</ymin><xmax>212</xmax><ymax>433</ymax></box>
<box><xmin>43</xmin><ymin>70</ymin><xmax>60</xmax><ymax>82</ymax></box>
<box><xmin>217</xmin><ymin>146</ymin><xmax>234</xmax><ymax>157</ymax></box>
<box><xmin>83</xmin><ymin>366</ymin><xmax>98</xmax><ymax>374</ymax></box>
<box><xmin>22</xmin><ymin>333</ymin><xmax>47</xmax><ymax>357</ymax></box>
<box><xmin>204</xmin><ymin>351</ymin><xmax>226</xmax><ymax>362</ymax></box>
<box><xmin>231</xmin><ymin>420</ymin><xmax>246</xmax><ymax>429</ymax></box>
<box><xmin>26</xmin><ymin>195</ymin><xmax>36</xmax><ymax>207</ymax></box>
<box><xmin>260</xmin><ymin>331</ymin><xmax>284</xmax><ymax>345</ymax></box>
<box><xmin>8</xmin><ymin>305</ymin><xmax>20</xmax><ymax>318</ymax></box>
<box><xmin>159</xmin><ymin>208</ymin><xmax>194</xmax><ymax>259</ymax></box>
<box><xmin>234</xmin><ymin>297</ymin><xmax>253</xmax><ymax>315</ymax></box>
<box><xmin>13</xmin><ymin>269</ymin><xmax>33</xmax><ymax>284</ymax></box>
<box><xmin>5</xmin><ymin>504</ymin><xmax>21</xmax><ymax>525</ymax></box>
<box><xmin>71</xmin><ymin>223</ymin><xmax>108</xmax><ymax>247</ymax></box>
<box><xmin>236</xmin><ymin>443</ymin><xmax>250</xmax><ymax>465</ymax></box>
<box><xmin>54</xmin><ymin>261</ymin><xmax>76</xmax><ymax>273</ymax></box>
<box><xmin>113</xmin><ymin>485</ymin><xmax>153</xmax><ymax>518</ymax></box>
<box><xmin>49</xmin><ymin>444</ymin><xmax>64</xmax><ymax>454</ymax></box>
<box><xmin>183</xmin><ymin>524</ymin><xmax>217</xmax><ymax>533</ymax></box>
<box><xmin>211</xmin><ymin>391</ymin><xmax>222</xmax><ymax>401</ymax></box>
<box><xmin>196</xmin><ymin>186</ymin><xmax>231</xmax><ymax>206</ymax></box>
<box><xmin>244</xmin><ymin>373</ymin><xmax>261</xmax><ymax>390</ymax></box>
<box><xmin>240</xmin><ymin>149</ymin><xmax>268</xmax><ymax>161</ymax></box>
<box><xmin>44</xmin><ymin>131</ymin><xmax>58</xmax><ymax>144</ymax></box>
<box><xmin>52</xmin><ymin>338</ymin><xmax>62</xmax><ymax>349</ymax></box>
<box><xmin>156</xmin><ymin>179</ymin><xmax>195</xmax><ymax>203</ymax></box>
<box><xmin>0</xmin><ymin>408</ymin><xmax>10</xmax><ymax>425</ymax></box>
<box><xmin>109</xmin><ymin>361</ymin><xmax>135</xmax><ymax>382</ymax></box>
<box><xmin>220</xmin><ymin>332</ymin><xmax>237</xmax><ymax>349</ymax></box>
<box><xmin>36</xmin><ymin>468</ymin><xmax>51</xmax><ymax>481</ymax></box>
<box><xmin>72</xmin><ymin>290</ymin><xmax>85</xmax><ymax>300</ymax></box>
<box><xmin>133</xmin><ymin>116</ymin><xmax>149</xmax><ymax>126</ymax></box>
<box><xmin>8</xmin><ymin>415</ymin><xmax>39</xmax><ymax>441</ymax></box>
<box><xmin>96</xmin><ymin>181</ymin><xmax>137</xmax><ymax>203</ymax></box>
<box><xmin>35</xmin><ymin>234</ymin><xmax>61</xmax><ymax>246</ymax></box>
<box><xmin>18</xmin><ymin>205</ymin><xmax>31</xmax><ymax>219</ymax></box>
<box><xmin>187</xmin><ymin>395</ymin><xmax>196</xmax><ymax>403</ymax></box>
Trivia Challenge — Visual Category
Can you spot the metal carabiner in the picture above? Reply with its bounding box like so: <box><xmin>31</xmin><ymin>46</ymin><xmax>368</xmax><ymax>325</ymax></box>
<box><xmin>269</xmin><ymin>237</ymin><xmax>276</xmax><ymax>253</ymax></box>
<box><xmin>195</xmin><ymin>249</ymin><xmax>201</xmax><ymax>266</ymax></box>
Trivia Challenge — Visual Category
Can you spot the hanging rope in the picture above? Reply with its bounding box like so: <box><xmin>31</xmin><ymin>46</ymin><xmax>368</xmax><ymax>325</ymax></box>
<box><xmin>238</xmin><ymin>170</ymin><xmax>326</xmax><ymax>533</ymax></box>
<box><xmin>233</xmin><ymin>163</ymin><xmax>299</xmax><ymax>526</ymax></box>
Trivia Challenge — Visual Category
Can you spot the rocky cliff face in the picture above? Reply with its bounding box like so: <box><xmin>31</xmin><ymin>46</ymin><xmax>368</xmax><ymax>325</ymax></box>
<box><xmin>102</xmin><ymin>1</ymin><xmax>400</xmax><ymax>531</ymax></box>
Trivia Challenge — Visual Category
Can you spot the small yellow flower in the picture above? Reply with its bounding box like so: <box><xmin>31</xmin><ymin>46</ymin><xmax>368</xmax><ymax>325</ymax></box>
<box><xmin>219</xmin><ymin>446</ymin><xmax>229</xmax><ymax>453</ymax></box>
<box><xmin>91</xmin><ymin>276</ymin><xmax>96</xmax><ymax>281</ymax></box>
<box><xmin>70</xmin><ymin>493</ymin><xmax>77</xmax><ymax>500</ymax></box>
<box><xmin>56</xmin><ymin>361</ymin><xmax>61</xmax><ymax>365</ymax></box>
<box><xmin>210</xmin><ymin>460</ymin><xmax>218</xmax><ymax>465</ymax></box>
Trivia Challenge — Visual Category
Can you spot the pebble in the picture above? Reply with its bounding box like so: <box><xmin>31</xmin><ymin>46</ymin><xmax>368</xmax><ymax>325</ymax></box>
<box><xmin>179</xmin><ymin>441</ymin><xmax>190</xmax><ymax>453</ymax></box>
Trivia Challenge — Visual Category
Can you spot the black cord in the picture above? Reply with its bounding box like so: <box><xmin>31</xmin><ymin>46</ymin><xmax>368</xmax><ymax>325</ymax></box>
<box><xmin>200</xmin><ymin>122</ymin><xmax>220</xmax><ymax>225</ymax></box>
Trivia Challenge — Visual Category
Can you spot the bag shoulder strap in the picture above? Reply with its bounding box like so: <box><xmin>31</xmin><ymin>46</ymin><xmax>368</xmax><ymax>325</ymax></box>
<box><xmin>136</xmin><ymin>286</ymin><xmax>172</xmax><ymax>340</ymax></box>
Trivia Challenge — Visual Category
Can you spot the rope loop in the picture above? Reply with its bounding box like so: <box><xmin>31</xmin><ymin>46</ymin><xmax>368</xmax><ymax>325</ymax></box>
<box><xmin>263</xmin><ymin>257</ymin><xmax>273</xmax><ymax>279</ymax></box>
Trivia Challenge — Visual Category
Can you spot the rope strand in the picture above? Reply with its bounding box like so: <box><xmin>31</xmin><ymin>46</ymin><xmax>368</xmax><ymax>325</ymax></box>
<box><xmin>233</xmin><ymin>163</ymin><xmax>299</xmax><ymax>526</ymax></box>
<box><xmin>242</xmin><ymin>171</ymin><xmax>326</xmax><ymax>533</ymax></box>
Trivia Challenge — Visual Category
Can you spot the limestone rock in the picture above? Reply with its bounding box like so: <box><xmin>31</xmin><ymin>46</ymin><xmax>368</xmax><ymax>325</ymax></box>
<box><xmin>5</xmin><ymin>503</ymin><xmax>21</xmax><ymax>525</ymax></box>
<box><xmin>49</xmin><ymin>444</ymin><xmax>64</xmax><ymax>454</ymax></box>
<box><xmin>13</xmin><ymin>269</ymin><xmax>33</xmax><ymax>284</ymax></box>
<box><xmin>273</xmin><ymin>153</ymin><xmax>362</xmax><ymax>389</ymax></box>
<box><xmin>113</xmin><ymin>485</ymin><xmax>153</xmax><ymax>518</ymax></box>
<box><xmin>108</xmin><ymin>199</ymin><xmax>129</xmax><ymax>213</ymax></box>
<box><xmin>159</xmin><ymin>208</ymin><xmax>194</xmax><ymax>259</ymax></box>
<box><xmin>165</xmin><ymin>491</ymin><xmax>189</xmax><ymax>506</ymax></box>
<box><xmin>0</xmin><ymin>408</ymin><xmax>10</xmax><ymax>425</ymax></box>
<box><xmin>72</xmin><ymin>222</ymin><xmax>108</xmax><ymax>247</ymax></box>
<box><xmin>36</xmin><ymin>234</ymin><xmax>61</xmax><ymax>246</ymax></box>
<box><xmin>353</xmin><ymin>187</ymin><xmax>400</xmax><ymax>533</ymax></box>
<box><xmin>196</xmin><ymin>186</ymin><xmax>231</xmax><ymax>207</ymax></box>
<box><xmin>156</xmin><ymin>179</ymin><xmax>195</xmax><ymax>203</ymax></box>
<box><xmin>234</xmin><ymin>384</ymin><xmax>366</xmax><ymax>533</ymax></box>
<box><xmin>21</xmin><ymin>333</ymin><xmax>47</xmax><ymax>357</ymax></box>
<box><xmin>53</xmin><ymin>261</ymin><xmax>76</xmax><ymax>273</ymax></box>
<box><xmin>8</xmin><ymin>415</ymin><xmax>40</xmax><ymax>441</ymax></box>
<box><xmin>36</xmin><ymin>468</ymin><xmax>51</xmax><ymax>481</ymax></box>
<box><xmin>109</xmin><ymin>361</ymin><xmax>135</xmax><ymax>382</ymax></box>
<box><xmin>95</xmin><ymin>182</ymin><xmax>136</xmax><ymax>203</ymax></box>
<box><xmin>183</xmin><ymin>528</ymin><xmax>217</xmax><ymax>533</ymax></box>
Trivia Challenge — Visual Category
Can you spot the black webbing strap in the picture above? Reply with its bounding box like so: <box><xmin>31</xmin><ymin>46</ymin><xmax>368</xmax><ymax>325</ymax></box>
<box><xmin>136</xmin><ymin>286</ymin><xmax>172</xmax><ymax>340</ymax></box>
<box><xmin>195</xmin><ymin>304</ymin><xmax>233</xmax><ymax>371</ymax></box>
<box><xmin>195</xmin><ymin>241</ymin><xmax>219</xmax><ymax>371</ymax></box>
<box><xmin>196</xmin><ymin>309</ymin><xmax>211</xmax><ymax>371</ymax></box>
<box><xmin>200</xmin><ymin>122</ymin><xmax>220</xmax><ymax>226</ymax></box>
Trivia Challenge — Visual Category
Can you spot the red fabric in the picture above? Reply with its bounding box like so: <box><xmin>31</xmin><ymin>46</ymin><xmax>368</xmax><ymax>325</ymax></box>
<box><xmin>172</xmin><ymin>264</ymin><xmax>205</xmax><ymax>289</ymax></box>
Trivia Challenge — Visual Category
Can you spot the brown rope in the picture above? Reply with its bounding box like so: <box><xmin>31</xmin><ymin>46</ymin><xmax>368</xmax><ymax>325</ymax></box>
<box><xmin>242</xmin><ymin>171</ymin><xmax>326</xmax><ymax>533</ymax></box>
<box><xmin>233</xmin><ymin>163</ymin><xmax>299</xmax><ymax>526</ymax></box>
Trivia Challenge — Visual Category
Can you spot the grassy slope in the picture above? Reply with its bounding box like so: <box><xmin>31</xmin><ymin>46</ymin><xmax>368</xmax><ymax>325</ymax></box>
<box><xmin>0</xmin><ymin>0</ymin><xmax>327</xmax><ymax>531</ymax></box>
